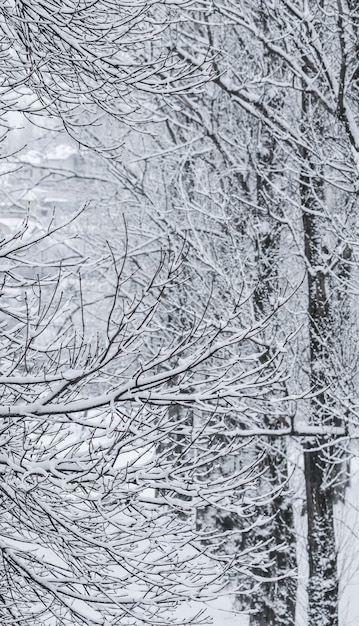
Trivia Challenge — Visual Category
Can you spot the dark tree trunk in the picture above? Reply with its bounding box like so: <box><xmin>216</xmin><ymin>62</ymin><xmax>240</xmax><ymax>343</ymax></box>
<box><xmin>249</xmin><ymin>443</ymin><xmax>297</xmax><ymax>626</ymax></box>
<box><xmin>247</xmin><ymin>127</ymin><xmax>297</xmax><ymax>626</ymax></box>
<box><xmin>304</xmin><ymin>445</ymin><xmax>338</xmax><ymax>626</ymax></box>
<box><xmin>300</xmin><ymin>92</ymin><xmax>339</xmax><ymax>626</ymax></box>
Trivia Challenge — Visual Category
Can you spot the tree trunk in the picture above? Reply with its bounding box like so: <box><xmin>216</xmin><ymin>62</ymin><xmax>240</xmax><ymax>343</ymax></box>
<box><xmin>304</xmin><ymin>445</ymin><xmax>338</xmax><ymax>626</ymax></box>
<box><xmin>247</xmin><ymin>128</ymin><xmax>297</xmax><ymax>626</ymax></box>
<box><xmin>301</xmin><ymin>92</ymin><xmax>339</xmax><ymax>626</ymax></box>
<box><xmin>249</xmin><ymin>444</ymin><xmax>297</xmax><ymax>626</ymax></box>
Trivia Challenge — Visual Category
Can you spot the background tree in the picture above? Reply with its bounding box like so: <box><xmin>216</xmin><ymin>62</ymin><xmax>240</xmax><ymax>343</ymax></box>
<box><xmin>117</xmin><ymin>1</ymin><xmax>358</xmax><ymax>624</ymax></box>
<box><xmin>120</xmin><ymin>10</ymin><xmax>299</xmax><ymax>625</ymax></box>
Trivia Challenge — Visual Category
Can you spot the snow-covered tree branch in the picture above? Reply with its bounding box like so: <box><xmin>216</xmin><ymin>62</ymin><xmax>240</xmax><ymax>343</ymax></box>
<box><xmin>0</xmin><ymin>212</ymin><xmax>299</xmax><ymax>625</ymax></box>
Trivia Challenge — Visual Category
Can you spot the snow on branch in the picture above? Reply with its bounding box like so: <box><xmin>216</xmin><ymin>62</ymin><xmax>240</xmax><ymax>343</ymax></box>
<box><xmin>0</xmin><ymin>0</ymin><xmax>212</xmax><ymax>147</ymax></box>
<box><xmin>0</xmin><ymin>212</ymin><xmax>314</xmax><ymax>624</ymax></box>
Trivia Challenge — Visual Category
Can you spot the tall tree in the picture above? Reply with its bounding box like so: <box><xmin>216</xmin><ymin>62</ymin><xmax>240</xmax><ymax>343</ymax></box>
<box><xmin>126</xmin><ymin>1</ymin><xmax>358</xmax><ymax>623</ymax></box>
<box><xmin>129</xmin><ymin>9</ymin><xmax>299</xmax><ymax>625</ymax></box>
